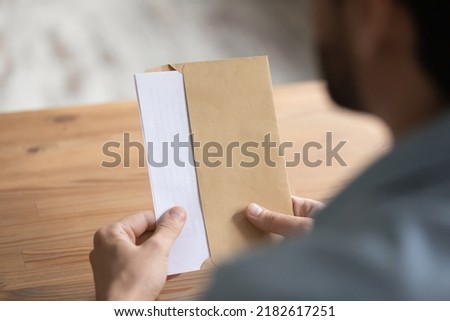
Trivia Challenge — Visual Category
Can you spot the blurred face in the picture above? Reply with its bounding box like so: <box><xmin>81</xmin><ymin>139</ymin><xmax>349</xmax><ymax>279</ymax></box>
<box><xmin>312</xmin><ymin>0</ymin><xmax>361</xmax><ymax>110</ymax></box>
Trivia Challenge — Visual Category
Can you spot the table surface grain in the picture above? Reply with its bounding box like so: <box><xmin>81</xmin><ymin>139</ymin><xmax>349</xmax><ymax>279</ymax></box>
<box><xmin>0</xmin><ymin>81</ymin><xmax>391</xmax><ymax>300</ymax></box>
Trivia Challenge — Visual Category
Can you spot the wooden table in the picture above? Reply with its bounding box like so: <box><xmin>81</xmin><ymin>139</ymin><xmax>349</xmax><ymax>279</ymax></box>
<box><xmin>0</xmin><ymin>81</ymin><xmax>391</xmax><ymax>300</ymax></box>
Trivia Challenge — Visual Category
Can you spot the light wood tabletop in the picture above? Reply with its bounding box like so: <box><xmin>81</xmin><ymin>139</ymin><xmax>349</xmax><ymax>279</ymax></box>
<box><xmin>0</xmin><ymin>81</ymin><xmax>391</xmax><ymax>300</ymax></box>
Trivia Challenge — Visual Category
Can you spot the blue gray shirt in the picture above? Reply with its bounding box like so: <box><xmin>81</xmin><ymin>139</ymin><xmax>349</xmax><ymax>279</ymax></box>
<box><xmin>205</xmin><ymin>110</ymin><xmax>450</xmax><ymax>300</ymax></box>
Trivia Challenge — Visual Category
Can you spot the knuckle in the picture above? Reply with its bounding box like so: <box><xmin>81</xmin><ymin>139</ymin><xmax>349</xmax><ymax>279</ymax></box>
<box><xmin>93</xmin><ymin>223</ymin><xmax>120</xmax><ymax>246</ymax></box>
<box><xmin>93</xmin><ymin>229</ymin><xmax>106</xmax><ymax>246</ymax></box>
<box><xmin>262</xmin><ymin>210</ymin><xmax>277</xmax><ymax>224</ymax></box>
<box><xmin>158</xmin><ymin>221</ymin><xmax>179</xmax><ymax>236</ymax></box>
<box><xmin>89</xmin><ymin>250</ymin><xmax>96</xmax><ymax>264</ymax></box>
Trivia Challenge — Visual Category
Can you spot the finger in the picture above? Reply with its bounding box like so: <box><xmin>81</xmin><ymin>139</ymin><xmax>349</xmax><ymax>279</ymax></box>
<box><xmin>117</xmin><ymin>211</ymin><xmax>156</xmax><ymax>242</ymax></box>
<box><xmin>143</xmin><ymin>206</ymin><xmax>186</xmax><ymax>256</ymax></box>
<box><xmin>292</xmin><ymin>196</ymin><xmax>325</xmax><ymax>218</ymax></box>
<box><xmin>246</xmin><ymin>203</ymin><xmax>313</xmax><ymax>237</ymax></box>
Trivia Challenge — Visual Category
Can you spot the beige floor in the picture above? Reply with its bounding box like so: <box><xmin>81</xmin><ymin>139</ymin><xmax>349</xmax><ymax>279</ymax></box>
<box><xmin>0</xmin><ymin>0</ymin><xmax>318</xmax><ymax>112</ymax></box>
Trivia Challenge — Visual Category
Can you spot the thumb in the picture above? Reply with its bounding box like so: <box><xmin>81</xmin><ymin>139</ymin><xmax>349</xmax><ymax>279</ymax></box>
<box><xmin>246</xmin><ymin>203</ymin><xmax>313</xmax><ymax>237</ymax></box>
<box><xmin>143</xmin><ymin>206</ymin><xmax>186</xmax><ymax>256</ymax></box>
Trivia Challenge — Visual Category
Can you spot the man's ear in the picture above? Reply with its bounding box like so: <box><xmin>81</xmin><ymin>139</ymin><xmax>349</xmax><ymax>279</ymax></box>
<box><xmin>347</xmin><ymin>0</ymin><xmax>401</xmax><ymax>61</ymax></box>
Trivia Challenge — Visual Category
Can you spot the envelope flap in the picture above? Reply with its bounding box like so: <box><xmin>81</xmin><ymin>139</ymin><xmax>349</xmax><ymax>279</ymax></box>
<box><xmin>146</xmin><ymin>64</ymin><xmax>176</xmax><ymax>73</ymax></box>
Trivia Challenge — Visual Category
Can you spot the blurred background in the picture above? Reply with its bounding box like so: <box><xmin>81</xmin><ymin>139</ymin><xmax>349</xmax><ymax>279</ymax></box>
<box><xmin>0</xmin><ymin>0</ymin><xmax>318</xmax><ymax>113</ymax></box>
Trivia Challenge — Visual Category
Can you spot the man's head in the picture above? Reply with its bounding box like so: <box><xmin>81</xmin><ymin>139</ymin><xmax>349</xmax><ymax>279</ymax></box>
<box><xmin>312</xmin><ymin>0</ymin><xmax>449</xmax><ymax>136</ymax></box>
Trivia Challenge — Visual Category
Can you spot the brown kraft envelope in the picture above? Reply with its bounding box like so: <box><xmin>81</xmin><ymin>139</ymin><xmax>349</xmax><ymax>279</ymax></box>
<box><xmin>147</xmin><ymin>56</ymin><xmax>293</xmax><ymax>268</ymax></box>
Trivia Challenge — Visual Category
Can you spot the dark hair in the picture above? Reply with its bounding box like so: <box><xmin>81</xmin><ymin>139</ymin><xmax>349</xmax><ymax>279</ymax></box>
<box><xmin>406</xmin><ymin>1</ymin><xmax>450</xmax><ymax>99</ymax></box>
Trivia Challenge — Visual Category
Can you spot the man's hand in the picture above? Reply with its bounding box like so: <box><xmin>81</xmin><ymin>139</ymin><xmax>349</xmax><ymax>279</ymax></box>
<box><xmin>89</xmin><ymin>206</ymin><xmax>186</xmax><ymax>300</ymax></box>
<box><xmin>246</xmin><ymin>196</ymin><xmax>325</xmax><ymax>237</ymax></box>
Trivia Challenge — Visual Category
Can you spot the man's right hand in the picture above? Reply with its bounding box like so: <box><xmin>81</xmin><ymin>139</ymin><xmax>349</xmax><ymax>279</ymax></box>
<box><xmin>246</xmin><ymin>196</ymin><xmax>325</xmax><ymax>237</ymax></box>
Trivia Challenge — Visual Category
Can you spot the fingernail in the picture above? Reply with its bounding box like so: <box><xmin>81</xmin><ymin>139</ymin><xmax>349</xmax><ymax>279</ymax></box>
<box><xmin>248</xmin><ymin>203</ymin><xmax>263</xmax><ymax>217</ymax></box>
<box><xmin>169</xmin><ymin>206</ymin><xmax>186</xmax><ymax>222</ymax></box>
